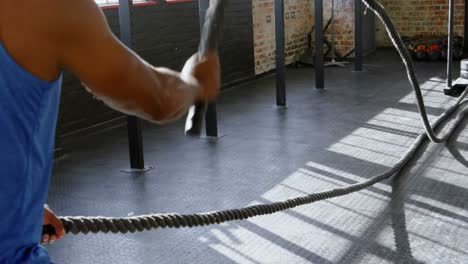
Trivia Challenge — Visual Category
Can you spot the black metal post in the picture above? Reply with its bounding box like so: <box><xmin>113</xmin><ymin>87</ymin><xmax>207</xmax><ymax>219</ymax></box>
<box><xmin>198</xmin><ymin>0</ymin><xmax>219</xmax><ymax>137</ymax></box>
<box><xmin>447</xmin><ymin>0</ymin><xmax>454</xmax><ymax>88</ymax></box>
<box><xmin>465</xmin><ymin>0</ymin><xmax>468</xmax><ymax>52</ymax></box>
<box><xmin>205</xmin><ymin>103</ymin><xmax>218</xmax><ymax>136</ymax></box>
<box><xmin>275</xmin><ymin>0</ymin><xmax>286</xmax><ymax>106</ymax></box>
<box><xmin>315</xmin><ymin>0</ymin><xmax>324</xmax><ymax>89</ymax></box>
<box><xmin>354</xmin><ymin>0</ymin><xmax>363</xmax><ymax>71</ymax></box>
<box><xmin>119</xmin><ymin>0</ymin><xmax>145</xmax><ymax>170</ymax></box>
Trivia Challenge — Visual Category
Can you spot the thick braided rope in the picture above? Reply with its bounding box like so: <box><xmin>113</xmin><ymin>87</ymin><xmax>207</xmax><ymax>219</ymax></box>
<box><xmin>58</xmin><ymin>0</ymin><xmax>468</xmax><ymax>234</ymax></box>
<box><xmin>361</xmin><ymin>0</ymin><xmax>458</xmax><ymax>143</ymax></box>
<box><xmin>61</xmin><ymin>100</ymin><xmax>468</xmax><ymax>235</ymax></box>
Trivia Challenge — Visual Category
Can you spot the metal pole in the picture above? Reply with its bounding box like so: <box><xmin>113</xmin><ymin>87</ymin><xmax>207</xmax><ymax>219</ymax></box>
<box><xmin>447</xmin><ymin>0</ymin><xmax>454</xmax><ymax>88</ymax></box>
<box><xmin>205</xmin><ymin>103</ymin><xmax>218</xmax><ymax>137</ymax></box>
<box><xmin>315</xmin><ymin>0</ymin><xmax>324</xmax><ymax>89</ymax></box>
<box><xmin>354</xmin><ymin>0</ymin><xmax>363</xmax><ymax>71</ymax></box>
<box><xmin>198</xmin><ymin>0</ymin><xmax>219</xmax><ymax>137</ymax></box>
<box><xmin>275</xmin><ymin>0</ymin><xmax>286</xmax><ymax>106</ymax></box>
<box><xmin>465</xmin><ymin>0</ymin><xmax>468</xmax><ymax>52</ymax></box>
<box><xmin>331</xmin><ymin>0</ymin><xmax>336</xmax><ymax>62</ymax></box>
<box><xmin>119</xmin><ymin>0</ymin><xmax>145</xmax><ymax>170</ymax></box>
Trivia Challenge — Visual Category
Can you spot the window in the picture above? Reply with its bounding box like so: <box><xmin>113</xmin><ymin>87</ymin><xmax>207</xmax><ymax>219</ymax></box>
<box><xmin>95</xmin><ymin>0</ymin><xmax>154</xmax><ymax>6</ymax></box>
<box><xmin>95</xmin><ymin>0</ymin><xmax>194</xmax><ymax>5</ymax></box>
<box><xmin>95</xmin><ymin>0</ymin><xmax>118</xmax><ymax>5</ymax></box>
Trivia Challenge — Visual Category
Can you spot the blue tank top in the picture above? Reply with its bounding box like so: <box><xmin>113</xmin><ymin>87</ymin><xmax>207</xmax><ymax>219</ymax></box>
<box><xmin>0</xmin><ymin>42</ymin><xmax>62</xmax><ymax>263</ymax></box>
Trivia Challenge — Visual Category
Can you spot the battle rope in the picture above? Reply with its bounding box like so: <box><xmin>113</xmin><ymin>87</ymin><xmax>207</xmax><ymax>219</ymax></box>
<box><xmin>53</xmin><ymin>0</ymin><xmax>468</xmax><ymax>234</ymax></box>
<box><xmin>185</xmin><ymin>0</ymin><xmax>226</xmax><ymax>135</ymax></box>
<box><xmin>361</xmin><ymin>0</ymin><xmax>453</xmax><ymax>143</ymax></box>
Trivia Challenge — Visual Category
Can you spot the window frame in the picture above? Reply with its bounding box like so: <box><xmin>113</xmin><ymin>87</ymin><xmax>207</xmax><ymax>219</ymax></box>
<box><xmin>96</xmin><ymin>0</ymin><xmax>195</xmax><ymax>10</ymax></box>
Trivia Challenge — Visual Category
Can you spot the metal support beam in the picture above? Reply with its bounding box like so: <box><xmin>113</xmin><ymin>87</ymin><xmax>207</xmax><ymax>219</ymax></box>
<box><xmin>315</xmin><ymin>0</ymin><xmax>324</xmax><ymax>89</ymax></box>
<box><xmin>275</xmin><ymin>0</ymin><xmax>286</xmax><ymax>106</ymax></box>
<box><xmin>198</xmin><ymin>0</ymin><xmax>219</xmax><ymax>137</ymax></box>
<box><xmin>354</xmin><ymin>0</ymin><xmax>363</xmax><ymax>71</ymax></box>
<box><xmin>465</xmin><ymin>0</ymin><xmax>468</xmax><ymax>51</ymax></box>
<box><xmin>205</xmin><ymin>102</ymin><xmax>218</xmax><ymax>137</ymax></box>
<box><xmin>119</xmin><ymin>0</ymin><xmax>146</xmax><ymax>171</ymax></box>
<box><xmin>447</xmin><ymin>0</ymin><xmax>454</xmax><ymax>88</ymax></box>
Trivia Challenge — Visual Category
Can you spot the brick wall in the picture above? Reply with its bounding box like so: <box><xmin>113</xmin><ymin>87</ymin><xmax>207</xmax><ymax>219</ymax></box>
<box><xmin>323</xmin><ymin>0</ymin><xmax>355</xmax><ymax>56</ymax></box>
<box><xmin>253</xmin><ymin>0</ymin><xmax>313</xmax><ymax>74</ymax></box>
<box><xmin>57</xmin><ymin>1</ymin><xmax>255</xmax><ymax>140</ymax></box>
<box><xmin>376</xmin><ymin>0</ymin><xmax>465</xmax><ymax>47</ymax></box>
<box><xmin>253</xmin><ymin>0</ymin><xmax>355</xmax><ymax>75</ymax></box>
<box><xmin>284</xmin><ymin>0</ymin><xmax>314</xmax><ymax>65</ymax></box>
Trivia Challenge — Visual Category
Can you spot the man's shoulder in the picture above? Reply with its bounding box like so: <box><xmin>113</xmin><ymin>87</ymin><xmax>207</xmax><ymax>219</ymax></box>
<box><xmin>0</xmin><ymin>0</ymin><xmax>64</xmax><ymax>18</ymax></box>
<box><xmin>0</xmin><ymin>0</ymin><xmax>98</xmax><ymax>81</ymax></box>
<box><xmin>0</xmin><ymin>0</ymin><xmax>62</xmax><ymax>31</ymax></box>
<box><xmin>1</xmin><ymin>0</ymin><xmax>103</xmax><ymax>42</ymax></box>
<box><xmin>0</xmin><ymin>0</ymin><xmax>98</xmax><ymax>25</ymax></box>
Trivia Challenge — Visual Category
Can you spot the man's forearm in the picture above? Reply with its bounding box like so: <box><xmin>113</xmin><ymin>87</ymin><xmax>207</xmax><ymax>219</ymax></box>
<box><xmin>85</xmin><ymin>63</ymin><xmax>199</xmax><ymax>124</ymax></box>
<box><xmin>148</xmin><ymin>66</ymin><xmax>199</xmax><ymax>124</ymax></box>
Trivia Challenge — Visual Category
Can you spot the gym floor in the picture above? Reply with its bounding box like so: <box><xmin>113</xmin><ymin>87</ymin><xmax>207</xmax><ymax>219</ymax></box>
<box><xmin>46</xmin><ymin>50</ymin><xmax>468</xmax><ymax>264</ymax></box>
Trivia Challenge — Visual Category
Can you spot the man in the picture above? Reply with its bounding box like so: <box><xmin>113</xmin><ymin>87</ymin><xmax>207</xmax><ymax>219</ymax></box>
<box><xmin>0</xmin><ymin>0</ymin><xmax>220</xmax><ymax>262</ymax></box>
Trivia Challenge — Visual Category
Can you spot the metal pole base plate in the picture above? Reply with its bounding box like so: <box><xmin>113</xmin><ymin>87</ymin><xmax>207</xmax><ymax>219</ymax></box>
<box><xmin>325</xmin><ymin>61</ymin><xmax>349</xmax><ymax>67</ymax></box>
<box><xmin>121</xmin><ymin>166</ymin><xmax>154</xmax><ymax>174</ymax></box>
<box><xmin>200</xmin><ymin>134</ymin><xmax>226</xmax><ymax>140</ymax></box>
<box><xmin>444</xmin><ymin>83</ymin><xmax>468</xmax><ymax>97</ymax></box>
<box><xmin>275</xmin><ymin>105</ymin><xmax>288</xmax><ymax>109</ymax></box>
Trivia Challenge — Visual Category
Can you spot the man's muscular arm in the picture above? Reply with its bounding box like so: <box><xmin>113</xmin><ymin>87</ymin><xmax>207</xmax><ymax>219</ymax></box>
<box><xmin>51</xmin><ymin>0</ymin><xmax>220</xmax><ymax>123</ymax></box>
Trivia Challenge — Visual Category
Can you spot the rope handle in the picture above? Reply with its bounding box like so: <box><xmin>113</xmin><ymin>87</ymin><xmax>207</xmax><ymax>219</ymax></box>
<box><xmin>42</xmin><ymin>224</ymin><xmax>57</xmax><ymax>236</ymax></box>
<box><xmin>185</xmin><ymin>0</ymin><xmax>227</xmax><ymax>136</ymax></box>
